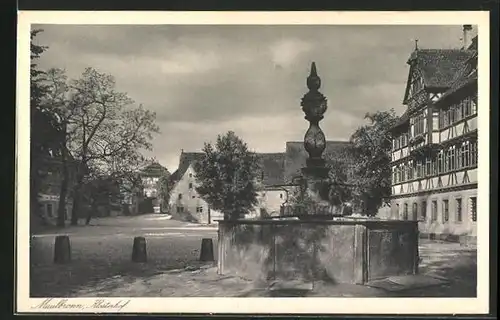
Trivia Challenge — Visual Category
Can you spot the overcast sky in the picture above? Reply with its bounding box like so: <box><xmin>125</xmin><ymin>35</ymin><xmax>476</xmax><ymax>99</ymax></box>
<box><xmin>33</xmin><ymin>24</ymin><xmax>468</xmax><ymax>172</ymax></box>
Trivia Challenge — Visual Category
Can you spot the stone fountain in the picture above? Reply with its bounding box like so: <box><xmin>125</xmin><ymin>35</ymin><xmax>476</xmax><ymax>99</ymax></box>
<box><xmin>216</xmin><ymin>63</ymin><xmax>419</xmax><ymax>288</ymax></box>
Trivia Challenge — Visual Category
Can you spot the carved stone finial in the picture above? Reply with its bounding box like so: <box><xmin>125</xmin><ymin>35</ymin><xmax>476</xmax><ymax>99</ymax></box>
<box><xmin>307</xmin><ymin>62</ymin><xmax>321</xmax><ymax>91</ymax></box>
<box><xmin>300</xmin><ymin>62</ymin><xmax>328</xmax><ymax>175</ymax></box>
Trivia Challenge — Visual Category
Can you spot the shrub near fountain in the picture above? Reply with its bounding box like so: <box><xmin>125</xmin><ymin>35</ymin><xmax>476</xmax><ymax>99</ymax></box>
<box><xmin>216</xmin><ymin>62</ymin><xmax>419</xmax><ymax>285</ymax></box>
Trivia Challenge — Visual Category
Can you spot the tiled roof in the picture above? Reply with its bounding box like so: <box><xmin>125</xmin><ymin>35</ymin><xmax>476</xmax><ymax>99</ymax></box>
<box><xmin>169</xmin><ymin>152</ymin><xmax>205</xmax><ymax>184</ymax></box>
<box><xmin>391</xmin><ymin>109</ymin><xmax>410</xmax><ymax>129</ymax></box>
<box><xmin>256</xmin><ymin>153</ymin><xmax>286</xmax><ymax>186</ymax></box>
<box><xmin>468</xmin><ymin>35</ymin><xmax>478</xmax><ymax>51</ymax></box>
<box><xmin>409</xmin><ymin>49</ymin><xmax>474</xmax><ymax>89</ymax></box>
<box><xmin>141</xmin><ymin>162</ymin><xmax>170</xmax><ymax>177</ymax></box>
<box><xmin>172</xmin><ymin>141</ymin><xmax>351</xmax><ymax>188</ymax></box>
<box><xmin>437</xmin><ymin>50</ymin><xmax>478</xmax><ymax>103</ymax></box>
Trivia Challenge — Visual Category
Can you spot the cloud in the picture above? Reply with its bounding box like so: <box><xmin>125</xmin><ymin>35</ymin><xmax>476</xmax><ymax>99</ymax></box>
<box><xmin>269</xmin><ymin>38</ymin><xmax>313</xmax><ymax>68</ymax></box>
<box><xmin>33</xmin><ymin>24</ymin><xmax>465</xmax><ymax>172</ymax></box>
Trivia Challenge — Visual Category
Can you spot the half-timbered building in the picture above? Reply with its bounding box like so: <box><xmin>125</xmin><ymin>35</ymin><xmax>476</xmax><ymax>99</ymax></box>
<box><xmin>389</xmin><ymin>25</ymin><xmax>478</xmax><ymax>243</ymax></box>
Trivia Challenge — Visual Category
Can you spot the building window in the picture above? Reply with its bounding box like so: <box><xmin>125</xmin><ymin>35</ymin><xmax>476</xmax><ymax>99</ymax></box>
<box><xmin>431</xmin><ymin>201</ymin><xmax>438</xmax><ymax>221</ymax></box>
<box><xmin>189</xmin><ymin>173</ymin><xmax>193</xmax><ymax>178</ymax></box>
<box><xmin>445</xmin><ymin>148</ymin><xmax>451</xmax><ymax>172</ymax></box>
<box><xmin>463</xmin><ymin>96</ymin><xmax>473</xmax><ymax>117</ymax></box>
<box><xmin>395</xmin><ymin>203</ymin><xmax>400</xmax><ymax>218</ymax></box>
<box><xmin>176</xmin><ymin>206</ymin><xmax>184</xmax><ymax>213</ymax></box>
<box><xmin>401</xmin><ymin>164</ymin><xmax>406</xmax><ymax>181</ymax></box>
<box><xmin>442</xmin><ymin>108</ymin><xmax>449</xmax><ymax>127</ymax></box>
<box><xmin>449</xmin><ymin>105</ymin><xmax>456</xmax><ymax>124</ymax></box>
<box><xmin>403</xmin><ymin>203</ymin><xmax>408</xmax><ymax>220</ymax></box>
<box><xmin>421</xmin><ymin>201</ymin><xmax>427</xmax><ymax>220</ymax></box>
<box><xmin>432</xmin><ymin>156</ymin><xmax>438</xmax><ymax>175</ymax></box>
<box><xmin>437</xmin><ymin>152</ymin><xmax>443</xmax><ymax>174</ymax></box>
<box><xmin>46</xmin><ymin>204</ymin><xmax>53</xmax><ymax>217</ymax></box>
<box><xmin>425</xmin><ymin>157</ymin><xmax>432</xmax><ymax>176</ymax></box>
<box><xmin>470</xmin><ymin>141</ymin><xmax>478</xmax><ymax>166</ymax></box>
<box><xmin>412</xmin><ymin>203</ymin><xmax>418</xmax><ymax>220</ymax></box>
<box><xmin>470</xmin><ymin>197</ymin><xmax>477</xmax><ymax>222</ymax></box>
<box><xmin>450</xmin><ymin>146</ymin><xmax>456</xmax><ymax>171</ymax></box>
<box><xmin>196</xmin><ymin>206</ymin><xmax>203</xmax><ymax>213</ymax></box>
<box><xmin>407</xmin><ymin>160</ymin><xmax>414</xmax><ymax>180</ymax></box>
<box><xmin>189</xmin><ymin>183</ymin><xmax>193</xmax><ymax>189</ymax></box>
<box><xmin>461</xmin><ymin>141</ymin><xmax>470</xmax><ymax>168</ymax></box>
<box><xmin>178</xmin><ymin>194</ymin><xmax>182</xmax><ymax>200</ymax></box>
<box><xmin>392</xmin><ymin>167</ymin><xmax>397</xmax><ymax>184</ymax></box>
<box><xmin>433</xmin><ymin>113</ymin><xmax>439</xmax><ymax>130</ymax></box>
<box><xmin>280</xmin><ymin>193</ymin><xmax>283</xmax><ymax>199</ymax></box>
<box><xmin>416</xmin><ymin>160</ymin><xmax>423</xmax><ymax>178</ymax></box>
<box><xmin>456</xmin><ymin>198</ymin><xmax>463</xmax><ymax>222</ymax></box>
<box><xmin>443</xmin><ymin>200</ymin><xmax>449</xmax><ymax>223</ymax></box>
<box><xmin>414</xmin><ymin>114</ymin><xmax>425</xmax><ymax>136</ymax></box>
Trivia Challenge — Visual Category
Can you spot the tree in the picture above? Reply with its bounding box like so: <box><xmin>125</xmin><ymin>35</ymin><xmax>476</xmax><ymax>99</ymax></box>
<box><xmin>346</xmin><ymin>109</ymin><xmax>399</xmax><ymax>216</ymax></box>
<box><xmin>325</xmin><ymin>150</ymin><xmax>353</xmax><ymax>212</ymax></box>
<box><xmin>194</xmin><ymin>131</ymin><xmax>260</xmax><ymax>220</ymax></box>
<box><xmin>157</xmin><ymin>174</ymin><xmax>173</xmax><ymax>213</ymax></box>
<box><xmin>30</xmin><ymin>29</ymin><xmax>66</xmax><ymax>227</ymax></box>
<box><xmin>40</xmin><ymin>67</ymin><xmax>159</xmax><ymax>225</ymax></box>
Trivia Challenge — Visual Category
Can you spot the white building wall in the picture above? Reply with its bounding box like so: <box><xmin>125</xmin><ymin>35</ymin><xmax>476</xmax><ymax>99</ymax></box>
<box><xmin>168</xmin><ymin>164</ymin><xmax>223</xmax><ymax>224</ymax></box>
<box><xmin>391</xmin><ymin>187</ymin><xmax>478</xmax><ymax>237</ymax></box>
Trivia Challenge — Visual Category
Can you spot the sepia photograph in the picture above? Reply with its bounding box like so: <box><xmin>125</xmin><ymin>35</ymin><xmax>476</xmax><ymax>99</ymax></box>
<box><xmin>16</xmin><ymin>11</ymin><xmax>490</xmax><ymax>314</ymax></box>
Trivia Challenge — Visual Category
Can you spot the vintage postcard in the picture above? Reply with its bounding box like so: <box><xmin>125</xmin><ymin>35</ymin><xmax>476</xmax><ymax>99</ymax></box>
<box><xmin>16</xmin><ymin>11</ymin><xmax>490</xmax><ymax>314</ymax></box>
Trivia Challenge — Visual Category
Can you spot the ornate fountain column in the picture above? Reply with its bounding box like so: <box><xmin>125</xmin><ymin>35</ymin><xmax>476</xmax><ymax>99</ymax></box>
<box><xmin>298</xmin><ymin>62</ymin><xmax>332</xmax><ymax>219</ymax></box>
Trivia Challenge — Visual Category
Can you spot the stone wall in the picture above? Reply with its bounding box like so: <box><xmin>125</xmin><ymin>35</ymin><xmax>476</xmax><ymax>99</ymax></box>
<box><xmin>217</xmin><ymin>219</ymin><xmax>418</xmax><ymax>284</ymax></box>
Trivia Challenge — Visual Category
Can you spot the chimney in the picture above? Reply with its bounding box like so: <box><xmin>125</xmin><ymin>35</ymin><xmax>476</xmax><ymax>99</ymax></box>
<box><xmin>463</xmin><ymin>24</ymin><xmax>473</xmax><ymax>49</ymax></box>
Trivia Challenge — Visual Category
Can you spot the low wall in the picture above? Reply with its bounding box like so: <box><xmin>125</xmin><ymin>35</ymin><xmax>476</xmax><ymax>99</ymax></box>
<box><xmin>217</xmin><ymin>219</ymin><xmax>419</xmax><ymax>284</ymax></box>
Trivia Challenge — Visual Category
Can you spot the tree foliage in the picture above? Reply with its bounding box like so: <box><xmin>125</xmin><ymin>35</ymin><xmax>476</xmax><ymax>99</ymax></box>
<box><xmin>40</xmin><ymin>67</ymin><xmax>160</xmax><ymax>225</ymax></box>
<box><xmin>156</xmin><ymin>174</ymin><xmax>173</xmax><ymax>212</ymax></box>
<box><xmin>325</xmin><ymin>150</ymin><xmax>353</xmax><ymax>208</ymax></box>
<box><xmin>194</xmin><ymin>131</ymin><xmax>260</xmax><ymax>220</ymax></box>
<box><xmin>30</xmin><ymin>29</ymin><xmax>66</xmax><ymax>226</ymax></box>
<box><xmin>346</xmin><ymin>109</ymin><xmax>399</xmax><ymax>216</ymax></box>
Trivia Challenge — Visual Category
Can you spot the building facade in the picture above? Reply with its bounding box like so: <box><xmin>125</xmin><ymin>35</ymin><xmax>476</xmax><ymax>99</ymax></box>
<box><xmin>389</xmin><ymin>25</ymin><xmax>478</xmax><ymax>242</ymax></box>
<box><xmin>140</xmin><ymin>161</ymin><xmax>170</xmax><ymax>213</ymax></box>
<box><xmin>168</xmin><ymin>153</ymin><xmax>224</xmax><ymax>224</ymax></box>
<box><xmin>36</xmin><ymin>155</ymin><xmax>79</xmax><ymax>223</ymax></box>
<box><xmin>168</xmin><ymin>141</ymin><xmax>351</xmax><ymax>224</ymax></box>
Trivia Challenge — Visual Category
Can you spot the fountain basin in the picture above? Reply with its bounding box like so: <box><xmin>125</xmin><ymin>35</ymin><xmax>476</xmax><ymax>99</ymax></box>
<box><xmin>216</xmin><ymin>218</ymin><xmax>419</xmax><ymax>285</ymax></box>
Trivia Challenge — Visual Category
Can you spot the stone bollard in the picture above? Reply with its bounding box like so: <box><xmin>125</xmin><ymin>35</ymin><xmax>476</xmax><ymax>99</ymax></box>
<box><xmin>54</xmin><ymin>235</ymin><xmax>71</xmax><ymax>264</ymax></box>
<box><xmin>199</xmin><ymin>238</ymin><xmax>214</xmax><ymax>262</ymax></box>
<box><xmin>132</xmin><ymin>237</ymin><xmax>147</xmax><ymax>263</ymax></box>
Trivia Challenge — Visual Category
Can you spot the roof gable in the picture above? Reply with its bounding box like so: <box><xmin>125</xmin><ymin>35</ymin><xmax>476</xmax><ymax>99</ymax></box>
<box><xmin>141</xmin><ymin>162</ymin><xmax>170</xmax><ymax>177</ymax></box>
<box><xmin>169</xmin><ymin>152</ymin><xmax>204</xmax><ymax>184</ymax></box>
<box><xmin>414</xmin><ymin>49</ymin><xmax>473</xmax><ymax>88</ymax></box>
<box><xmin>403</xmin><ymin>49</ymin><xmax>473</xmax><ymax>104</ymax></box>
<box><xmin>437</xmin><ymin>48</ymin><xmax>478</xmax><ymax>103</ymax></box>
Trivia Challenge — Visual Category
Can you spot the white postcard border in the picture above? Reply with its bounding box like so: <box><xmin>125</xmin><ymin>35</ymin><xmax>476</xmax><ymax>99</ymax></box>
<box><xmin>16</xmin><ymin>10</ymin><xmax>491</xmax><ymax>314</ymax></box>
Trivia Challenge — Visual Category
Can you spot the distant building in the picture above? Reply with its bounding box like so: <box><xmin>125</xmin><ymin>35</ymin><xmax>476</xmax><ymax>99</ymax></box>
<box><xmin>36</xmin><ymin>155</ymin><xmax>78</xmax><ymax>223</ymax></box>
<box><xmin>168</xmin><ymin>141</ymin><xmax>352</xmax><ymax>223</ymax></box>
<box><xmin>140</xmin><ymin>161</ymin><xmax>170</xmax><ymax>213</ymax></box>
<box><xmin>168</xmin><ymin>152</ymin><xmax>222</xmax><ymax>223</ymax></box>
<box><xmin>388</xmin><ymin>25</ymin><xmax>478</xmax><ymax>243</ymax></box>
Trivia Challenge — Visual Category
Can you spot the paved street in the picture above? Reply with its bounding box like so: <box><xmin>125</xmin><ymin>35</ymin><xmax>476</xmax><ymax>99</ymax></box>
<box><xmin>30</xmin><ymin>214</ymin><xmax>477</xmax><ymax>297</ymax></box>
<box><xmin>30</xmin><ymin>214</ymin><xmax>218</xmax><ymax>297</ymax></box>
